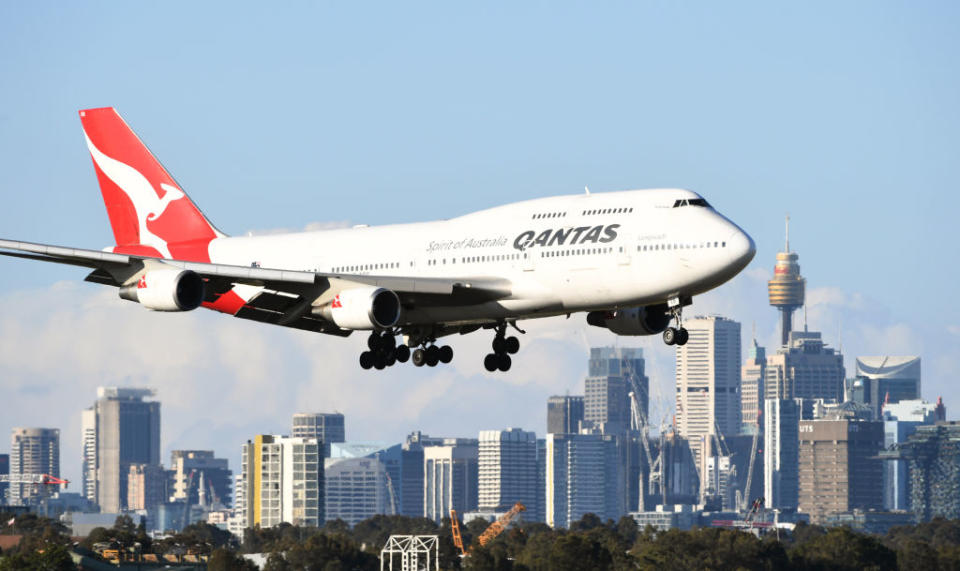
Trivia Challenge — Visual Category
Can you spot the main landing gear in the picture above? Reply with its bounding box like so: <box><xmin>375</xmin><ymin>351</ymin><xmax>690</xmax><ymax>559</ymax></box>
<box><xmin>662</xmin><ymin>301</ymin><xmax>689</xmax><ymax>347</ymax></box>
<box><xmin>484</xmin><ymin>323</ymin><xmax>520</xmax><ymax>372</ymax></box>
<box><xmin>359</xmin><ymin>332</ymin><xmax>453</xmax><ymax>369</ymax></box>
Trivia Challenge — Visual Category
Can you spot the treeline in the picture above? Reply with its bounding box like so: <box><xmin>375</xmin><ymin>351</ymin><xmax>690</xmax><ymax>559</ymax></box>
<box><xmin>3</xmin><ymin>509</ymin><xmax>960</xmax><ymax>570</ymax></box>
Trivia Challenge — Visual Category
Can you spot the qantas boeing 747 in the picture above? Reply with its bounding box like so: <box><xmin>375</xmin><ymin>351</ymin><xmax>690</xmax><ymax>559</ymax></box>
<box><xmin>0</xmin><ymin>108</ymin><xmax>756</xmax><ymax>372</ymax></box>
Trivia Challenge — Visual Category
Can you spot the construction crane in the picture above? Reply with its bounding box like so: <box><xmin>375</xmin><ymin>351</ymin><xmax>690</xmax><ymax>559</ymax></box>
<box><xmin>181</xmin><ymin>469</ymin><xmax>197</xmax><ymax>530</ymax></box>
<box><xmin>449</xmin><ymin>509</ymin><xmax>465</xmax><ymax>556</ymax></box>
<box><xmin>384</xmin><ymin>471</ymin><xmax>398</xmax><ymax>516</ymax></box>
<box><xmin>477</xmin><ymin>502</ymin><xmax>525</xmax><ymax>548</ymax></box>
<box><xmin>0</xmin><ymin>474</ymin><xmax>69</xmax><ymax>516</ymax></box>
<box><xmin>629</xmin><ymin>390</ymin><xmax>658</xmax><ymax>509</ymax></box>
<box><xmin>741</xmin><ymin>409</ymin><xmax>762</xmax><ymax>513</ymax></box>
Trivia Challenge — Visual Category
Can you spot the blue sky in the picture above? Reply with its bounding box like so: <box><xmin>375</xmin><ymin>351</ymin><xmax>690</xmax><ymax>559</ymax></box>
<box><xmin>1</xmin><ymin>2</ymin><xmax>957</xmax><ymax>485</ymax></box>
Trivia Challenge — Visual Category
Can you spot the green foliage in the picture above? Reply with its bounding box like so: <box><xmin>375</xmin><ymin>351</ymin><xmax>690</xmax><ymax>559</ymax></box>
<box><xmin>789</xmin><ymin>526</ymin><xmax>896</xmax><ymax>571</ymax></box>
<box><xmin>631</xmin><ymin>526</ymin><xmax>788</xmax><ymax>571</ymax></box>
<box><xmin>0</xmin><ymin>543</ymin><xmax>74</xmax><ymax>571</ymax></box>
<box><xmin>208</xmin><ymin>546</ymin><xmax>259</xmax><ymax>571</ymax></box>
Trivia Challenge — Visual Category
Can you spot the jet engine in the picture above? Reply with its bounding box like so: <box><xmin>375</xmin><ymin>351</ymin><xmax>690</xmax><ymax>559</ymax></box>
<box><xmin>316</xmin><ymin>287</ymin><xmax>401</xmax><ymax>330</ymax></box>
<box><xmin>119</xmin><ymin>269</ymin><xmax>205</xmax><ymax>311</ymax></box>
<box><xmin>586</xmin><ymin>304</ymin><xmax>671</xmax><ymax>336</ymax></box>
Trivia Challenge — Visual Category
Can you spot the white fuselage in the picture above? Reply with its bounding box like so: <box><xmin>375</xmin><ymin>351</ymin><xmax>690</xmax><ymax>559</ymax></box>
<box><xmin>207</xmin><ymin>188</ymin><xmax>755</xmax><ymax>326</ymax></box>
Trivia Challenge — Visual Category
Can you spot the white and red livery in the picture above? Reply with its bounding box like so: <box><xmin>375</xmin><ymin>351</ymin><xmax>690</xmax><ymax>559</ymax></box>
<box><xmin>0</xmin><ymin>107</ymin><xmax>756</xmax><ymax>371</ymax></box>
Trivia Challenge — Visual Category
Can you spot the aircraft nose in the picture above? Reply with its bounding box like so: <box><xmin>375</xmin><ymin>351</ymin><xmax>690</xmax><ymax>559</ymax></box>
<box><xmin>727</xmin><ymin>228</ymin><xmax>756</xmax><ymax>270</ymax></box>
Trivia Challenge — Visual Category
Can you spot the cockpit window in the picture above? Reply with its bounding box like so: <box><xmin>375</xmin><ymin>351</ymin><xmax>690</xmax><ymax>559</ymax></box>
<box><xmin>672</xmin><ymin>198</ymin><xmax>711</xmax><ymax>208</ymax></box>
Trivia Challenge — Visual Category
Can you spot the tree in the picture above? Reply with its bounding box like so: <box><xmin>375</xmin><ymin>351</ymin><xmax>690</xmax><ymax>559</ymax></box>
<box><xmin>208</xmin><ymin>547</ymin><xmax>259</xmax><ymax>571</ymax></box>
<box><xmin>0</xmin><ymin>543</ymin><xmax>75</xmax><ymax>571</ymax></box>
<box><xmin>789</xmin><ymin>526</ymin><xmax>895</xmax><ymax>571</ymax></box>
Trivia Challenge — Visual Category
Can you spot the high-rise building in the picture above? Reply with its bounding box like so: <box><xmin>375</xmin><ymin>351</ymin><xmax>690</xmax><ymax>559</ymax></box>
<box><xmin>80</xmin><ymin>408</ymin><xmax>98</xmax><ymax>505</ymax></box>
<box><xmin>545</xmin><ymin>433</ymin><xmax>621</xmax><ymax>528</ymax></box>
<box><xmin>889</xmin><ymin>422</ymin><xmax>960</xmax><ymax>522</ymax></box>
<box><xmin>478</xmin><ymin>428</ymin><xmax>539</xmax><ymax>519</ymax></box>
<box><xmin>763</xmin><ymin>399</ymin><xmax>800</xmax><ymax>511</ymax></box>
<box><xmin>292</xmin><ymin>413</ymin><xmax>346</xmax><ymax>456</ymax></box>
<box><xmin>764</xmin><ymin>331</ymin><xmax>844</xmax><ymax>403</ymax></box>
<box><xmin>423</xmin><ymin>438</ymin><xmax>478</xmax><ymax>523</ymax></box>
<box><xmin>0</xmin><ymin>454</ymin><xmax>8</xmax><ymax>504</ymax></box>
<box><xmin>169</xmin><ymin>451</ymin><xmax>232</xmax><ymax>508</ymax></box>
<box><xmin>767</xmin><ymin>217</ymin><xmax>805</xmax><ymax>347</ymax></box>
<box><xmin>400</xmin><ymin>432</ymin><xmax>444</xmax><ymax>518</ymax></box>
<box><xmin>856</xmin><ymin>357</ymin><xmax>921</xmax><ymax>406</ymax></box>
<box><xmin>741</xmin><ymin>339</ymin><xmax>766</xmax><ymax>430</ymax></box>
<box><xmin>546</xmin><ymin>396</ymin><xmax>585</xmax><ymax>435</ymax></box>
<box><xmin>584</xmin><ymin>347</ymin><xmax>647</xmax><ymax>435</ymax></box>
<box><xmin>798</xmin><ymin>418</ymin><xmax>884</xmax><ymax>524</ymax></box>
<box><xmin>881</xmin><ymin>400</ymin><xmax>938</xmax><ymax>511</ymax></box>
<box><xmin>326</xmin><ymin>442</ymin><xmax>401</xmax><ymax>523</ymax></box>
<box><xmin>127</xmin><ymin>463</ymin><xmax>167</xmax><ymax>511</ymax></box>
<box><xmin>85</xmin><ymin>387</ymin><xmax>161</xmax><ymax>513</ymax></box>
<box><xmin>239</xmin><ymin>435</ymin><xmax>324</xmax><ymax>528</ymax></box>
<box><xmin>675</xmin><ymin>316</ymin><xmax>742</xmax><ymax>469</ymax></box>
<box><xmin>9</xmin><ymin>428</ymin><xmax>60</xmax><ymax>506</ymax></box>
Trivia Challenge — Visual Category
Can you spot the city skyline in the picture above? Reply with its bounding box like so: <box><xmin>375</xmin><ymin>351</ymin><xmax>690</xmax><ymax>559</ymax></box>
<box><xmin>0</xmin><ymin>2</ymin><xmax>957</xmax><ymax>495</ymax></box>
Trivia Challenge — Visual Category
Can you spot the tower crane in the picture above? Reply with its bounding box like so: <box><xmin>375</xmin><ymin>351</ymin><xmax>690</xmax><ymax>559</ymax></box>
<box><xmin>0</xmin><ymin>474</ymin><xmax>69</xmax><ymax>516</ymax></box>
<box><xmin>449</xmin><ymin>509</ymin><xmax>465</xmax><ymax>556</ymax></box>
<box><xmin>449</xmin><ymin>502</ymin><xmax>526</xmax><ymax>556</ymax></box>
<box><xmin>741</xmin><ymin>409</ymin><xmax>762</xmax><ymax>513</ymax></box>
<box><xmin>629</xmin><ymin>390</ymin><xmax>658</xmax><ymax>509</ymax></box>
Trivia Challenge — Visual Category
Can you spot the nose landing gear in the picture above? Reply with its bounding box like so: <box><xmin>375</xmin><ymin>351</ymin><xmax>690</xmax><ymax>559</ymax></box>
<box><xmin>662</xmin><ymin>300</ymin><xmax>689</xmax><ymax>346</ymax></box>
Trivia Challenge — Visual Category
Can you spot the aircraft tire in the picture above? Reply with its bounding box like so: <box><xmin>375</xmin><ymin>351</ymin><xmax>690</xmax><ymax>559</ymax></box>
<box><xmin>380</xmin><ymin>333</ymin><xmax>396</xmax><ymax>351</ymax></box>
<box><xmin>663</xmin><ymin>327</ymin><xmax>677</xmax><ymax>346</ymax></box>
<box><xmin>426</xmin><ymin>346</ymin><xmax>440</xmax><ymax>367</ymax></box>
<box><xmin>676</xmin><ymin>328</ymin><xmax>689</xmax><ymax>346</ymax></box>
<box><xmin>395</xmin><ymin>345</ymin><xmax>411</xmax><ymax>363</ymax></box>
<box><xmin>439</xmin><ymin>345</ymin><xmax>453</xmax><ymax>364</ymax></box>
<box><xmin>492</xmin><ymin>337</ymin><xmax>506</xmax><ymax>354</ymax></box>
<box><xmin>484</xmin><ymin>353</ymin><xmax>499</xmax><ymax>372</ymax></box>
<box><xmin>505</xmin><ymin>336</ymin><xmax>520</xmax><ymax>354</ymax></box>
<box><xmin>367</xmin><ymin>333</ymin><xmax>381</xmax><ymax>351</ymax></box>
<box><xmin>497</xmin><ymin>353</ymin><xmax>512</xmax><ymax>372</ymax></box>
<box><xmin>412</xmin><ymin>348</ymin><xmax>426</xmax><ymax>367</ymax></box>
<box><xmin>360</xmin><ymin>351</ymin><xmax>374</xmax><ymax>369</ymax></box>
<box><xmin>374</xmin><ymin>353</ymin><xmax>387</xmax><ymax>370</ymax></box>
<box><xmin>385</xmin><ymin>351</ymin><xmax>397</xmax><ymax>367</ymax></box>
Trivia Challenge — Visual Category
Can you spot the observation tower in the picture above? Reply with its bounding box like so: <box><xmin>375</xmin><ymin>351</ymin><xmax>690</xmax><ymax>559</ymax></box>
<box><xmin>767</xmin><ymin>216</ymin><xmax>805</xmax><ymax>346</ymax></box>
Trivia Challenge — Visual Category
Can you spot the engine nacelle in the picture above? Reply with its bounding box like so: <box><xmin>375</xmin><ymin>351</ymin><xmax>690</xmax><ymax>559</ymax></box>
<box><xmin>316</xmin><ymin>287</ymin><xmax>401</xmax><ymax>330</ymax></box>
<box><xmin>119</xmin><ymin>269</ymin><xmax>205</xmax><ymax>312</ymax></box>
<box><xmin>587</xmin><ymin>304</ymin><xmax>671</xmax><ymax>336</ymax></box>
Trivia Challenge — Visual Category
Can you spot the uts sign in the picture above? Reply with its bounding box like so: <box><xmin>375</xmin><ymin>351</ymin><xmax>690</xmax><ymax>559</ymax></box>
<box><xmin>513</xmin><ymin>224</ymin><xmax>620</xmax><ymax>251</ymax></box>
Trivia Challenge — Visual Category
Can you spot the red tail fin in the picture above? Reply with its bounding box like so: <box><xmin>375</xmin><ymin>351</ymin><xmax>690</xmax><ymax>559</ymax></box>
<box><xmin>79</xmin><ymin>107</ymin><xmax>223</xmax><ymax>262</ymax></box>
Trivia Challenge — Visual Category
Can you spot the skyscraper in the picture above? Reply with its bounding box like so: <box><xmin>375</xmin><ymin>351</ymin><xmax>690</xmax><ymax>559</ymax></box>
<box><xmin>9</xmin><ymin>428</ymin><xmax>59</xmax><ymax>506</ymax></box>
<box><xmin>675</xmin><ymin>316</ymin><xmax>742</xmax><ymax>467</ymax></box>
<box><xmin>80</xmin><ymin>408</ymin><xmax>98</xmax><ymax>504</ymax></box>
<box><xmin>326</xmin><ymin>442</ymin><xmax>402</xmax><ymax>523</ymax></box>
<box><xmin>127</xmin><ymin>464</ymin><xmax>167</xmax><ymax>511</ymax></box>
<box><xmin>85</xmin><ymin>387</ymin><xmax>161</xmax><ymax>513</ymax></box>
<box><xmin>856</xmin><ymin>357</ymin><xmax>921</xmax><ymax>406</ymax></box>
<box><xmin>546</xmin><ymin>396</ymin><xmax>585</xmax><ymax>435</ymax></box>
<box><xmin>881</xmin><ymin>400</ymin><xmax>939</xmax><ymax>511</ymax></box>
<box><xmin>0</xmin><ymin>454</ymin><xmax>8</xmax><ymax>504</ymax></box>
<box><xmin>478</xmin><ymin>428</ymin><xmax>539</xmax><ymax>518</ymax></box>
<box><xmin>544</xmin><ymin>433</ymin><xmax>621</xmax><ymax>528</ymax></box>
<box><xmin>889</xmin><ymin>422</ymin><xmax>960</xmax><ymax>522</ymax></box>
<box><xmin>798</xmin><ymin>418</ymin><xmax>884</xmax><ymax>524</ymax></box>
<box><xmin>584</xmin><ymin>347</ymin><xmax>647</xmax><ymax>435</ymax></box>
<box><xmin>400</xmin><ymin>432</ymin><xmax>444</xmax><ymax>518</ymax></box>
<box><xmin>764</xmin><ymin>331</ymin><xmax>844</xmax><ymax>403</ymax></box>
<box><xmin>423</xmin><ymin>438</ymin><xmax>478</xmax><ymax>523</ymax></box>
<box><xmin>763</xmin><ymin>398</ymin><xmax>800</xmax><ymax>511</ymax></box>
<box><xmin>292</xmin><ymin>413</ymin><xmax>346</xmax><ymax>456</ymax></box>
<box><xmin>239</xmin><ymin>435</ymin><xmax>324</xmax><ymax>528</ymax></box>
<box><xmin>169</xmin><ymin>450</ymin><xmax>232</xmax><ymax>508</ymax></box>
<box><xmin>741</xmin><ymin>339</ymin><xmax>766</xmax><ymax>430</ymax></box>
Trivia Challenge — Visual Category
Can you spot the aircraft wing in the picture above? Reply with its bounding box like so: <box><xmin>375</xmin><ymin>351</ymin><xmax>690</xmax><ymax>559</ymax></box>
<box><xmin>0</xmin><ymin>238</ymin><xmax>513</xmax><ymax>333</ymax></box>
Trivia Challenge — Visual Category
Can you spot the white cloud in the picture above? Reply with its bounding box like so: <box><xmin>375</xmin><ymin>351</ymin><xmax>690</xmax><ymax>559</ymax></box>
<box><xmin>244</xmin><ymin>220</ymin><xmax>352</xmax><ymax>236</ymax></box>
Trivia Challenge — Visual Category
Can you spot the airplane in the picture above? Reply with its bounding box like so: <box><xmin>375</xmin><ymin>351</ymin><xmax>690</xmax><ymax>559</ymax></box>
<box><xmin>0</xmin><ymin>107</ymin><xmax>756</xmax><ymax>372</ymax></box>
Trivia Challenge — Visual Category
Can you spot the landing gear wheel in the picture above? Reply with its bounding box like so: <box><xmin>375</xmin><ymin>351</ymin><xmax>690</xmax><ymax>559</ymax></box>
<box><xmin>367</xmin><ymin>333</ymin><xmax>381</xmax><ymax>351</ymax></box>
<box><xmin>395</xmin><ymin>345</ymin><xmax>410</xmax><ymax>363</ymax></box>
<box><xmin>425</xmin><ymin>345</ymin><xmax>440</xmax><ymax>367</ymax></box>
<box><xmin>676</xmin><ymin>327</ymin><xmax>689</xmax><ymax>346</ymax></box>
<box><xmin>492</xmin><ymin>336</ymin><xmax>506</xmax><ymax>354</ymax></box>
<box><xmin>373</xmin><ymin>353</ymin><xmax>387</xmax><ymax>370</ymax></box>
<box><xmin>663</xmin><ymin>327</ymin><xmax>678</xmax><ymax>346</ymax></box>
<box><xmin>497</xmin><ymin>353</ymin><xmax>512</xmax><ymax>372</ymax></box>
<box><xmin>412</xmin><ymin>348</ymin><xmax>426</xmax><ymax>367</ymax></box>
<box><xmin>484</xmin><ymin>354</ymin><xmax>499</xmax><ymax>372</ymax></box>
<box><xmin>385</xmin><ymin>352</ymin><xmax>397</xmax><ymax>367</ymax></box>
<box><xmin>504</xmin><ymin>336</ymin><xmax>520</xmax><ymax>354</ymax></box>
<box><xmin>359</xmin><ymin>351</ymin><xmax>374</xmax><ymax>369</ymax></box>
<box><xmin>380</xmin><ymin>333</ymin><xmax>396</xmax><ymax>351</ymax></box>
<box><xmin>439</xmin><ymin>345</ymin><xmax>453</xmax><ymax>364</ymax></box>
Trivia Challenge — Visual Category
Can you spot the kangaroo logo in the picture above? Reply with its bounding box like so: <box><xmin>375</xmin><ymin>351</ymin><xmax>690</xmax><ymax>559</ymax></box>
<box><xmin>84</xmin><ymin>134</ymin><xmax>185</xmax><ymax>258</ymax></box>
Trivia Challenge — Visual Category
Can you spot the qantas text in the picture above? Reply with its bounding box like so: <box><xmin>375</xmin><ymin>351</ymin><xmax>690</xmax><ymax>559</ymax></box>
<box><xmin>513</xmin><ymin>224</ymin><xmax>620</xmax><ymax>251</ymax></box>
